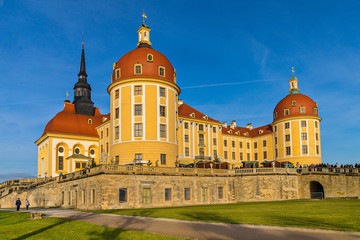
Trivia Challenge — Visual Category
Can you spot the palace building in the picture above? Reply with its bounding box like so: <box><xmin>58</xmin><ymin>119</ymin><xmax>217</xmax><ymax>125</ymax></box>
<box><xmin>35</xmin><ymin>20</ymin><xmax>322</xmax><ymax>178</ymax></box>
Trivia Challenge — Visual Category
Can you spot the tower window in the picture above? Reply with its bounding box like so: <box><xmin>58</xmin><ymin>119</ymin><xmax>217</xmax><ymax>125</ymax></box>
<box><xmin>147</xmin><ymin>54</ymin><xmax>153</xmax><ymax>62</ymax></box>
<box><xmin>316</xmin><ymin>145</ymin><xmax>319</xmax><ymax>154</ymax></box>
<box><xmin>134</xmin><ymin>85</ymin><xmax>142</xmax><ymax>95</ymax></box>
<box><xmin>160</xmin><ymin>154</ymin><xmax>166</xmax><ymax>165</ymax></box>
<box><xmin>285</xmin><ymin>134</ymin><xmax>290</xmax><ymax>142</ymax></box>
<box><xmin>185</xmin><ymin>134</ymin><xmax>189</xmax><ymax>142</ymax></box>
<box><xmin>301</xmin><ymin>133</ymin><xmax>307</xmax><ymax>140</ymax></box>
<box><xmin>135</xmin><ymin>153</ymin><xmax>142</xmax><ymax>161</ymax></box>
<box><xmin>284</xmin><ymin>109</ymin><xmax>290</xmax><ymax>116</ymax></box>
<box><xmin>160</xmin><ymin>87</ymin><xmax>166</xmax><ymax>97</ymax></box>
<box><xmin>160</xmin><ymin>106</ymin><xmax>166</xmax><ymax>117</ymax></box>
<box><xmin>134</xmin><ymin>64</ymin><xmax>142</xmax><ymax>75</ymax></box>
<box><xmin>301</xmin><ymin>121</ymin><xmax>306</xmax><ymax>127</ymax></box>
<box><xmin>300</xmin><ymin>106</ymin><xmax>306</xmax><ymax>114</ymax></box>
<box><xmin>286</xmin><ymin>146</ymin><xmax>291</xmax><ymax>155</ymax></box>
<box><xmin>316</xmin><ymin>133</ymin><xmax>319</xmax><ymax>141</ymax></box>
<box><xmin>158</xmin><ymin>66</ymin><xmax>165</xmax><ymax>77</ymax></box>
<box><xmin>135</xmin><ymin>123</ymin><xmax>143</xmax><ymax>137</ymax></box>
<box><xmin>160</xmin><ymin>124</ymin><xmax>166</xmax><ymax>138</ymax></box>
<box><xmin>115</xmin><ymin>89</ymin><xmax>119</xmax><ymax>99</ymax></box>
<box><xmin>115</xmin><ymin>126</ymin><xmax>119</xmax><ymax>140</ymax></box>
<box><xmin>302</xmin><ymin>145</ymin><xmax>308</xmax><ymax>154</ymax></box>
<box><xmin>115</xmin><ymin>108</ymin><xmax>119</xmax><ymax>119</ymax></box>
<box><xmin>185</xmin><ymin>147</ymin><xmax>189</xmax><ymax>156</ymax></box>
<box><xmin>285</xmin><ymin>122</ymin><xmax>290</xmax><ymax>129</ymax></box>
<box><xmin>213</xmin><ymin>138</ymin><xmax>216</xmax><ymax>145</ymax></box>
<box><xmin>116</xmin><ymin>68</ymin><xmax>121</xmax><ymax>79</ymax></box>
<box><xmin>134</xmin><ymin>104</ymin><xmax>142</xmax><ymax>116</ymax></box>
<box><xmin>315</xmin><ymin>121</ymin><xmax>318</xmax><ymax>128</ymax></box>
<box><xmin>292</xmin><ymin>101</ymin><xmax>296</xmax><ymax>107</ymax></box>
<box><xmin>263</xmin><ymin>151</ymin><xmax>267</xmax><ymax>160</ymax></box>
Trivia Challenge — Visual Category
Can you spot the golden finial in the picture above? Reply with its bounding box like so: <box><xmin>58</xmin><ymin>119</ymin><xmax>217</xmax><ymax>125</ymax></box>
<box><xmin>66</xmin><ymin>91</ymin><xmax>69</xmax><ymax>100</ymax></box>
<box><xmin>82</xmin><ymin>32</ymin><xmax>85</xmax><ymax>46</ymax></box>
<box><xmin>292</xmin><ymin>66</ymin><xmax>295</xmax><ymax>76</ymax></box>
<box><xmin>142</xmin><ymin>10</ymin><xmax>147</xmax><ymax>24</ymax></box>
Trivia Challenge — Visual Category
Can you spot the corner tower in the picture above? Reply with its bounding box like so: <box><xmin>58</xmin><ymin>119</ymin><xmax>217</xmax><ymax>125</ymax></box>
<box><xmin>107</xmin><ymin>17</ymin><xmax>180</xmax><ymax>166</ymax></box>
<box><xmin>73</xmin><ymin>42</ymin><xmax>94</xmax><ymax>116</ymax></box>
<box><xmin>272</xmin><ymin>69</ymin><xmax>321</xmax><ymax>166</ymax></box>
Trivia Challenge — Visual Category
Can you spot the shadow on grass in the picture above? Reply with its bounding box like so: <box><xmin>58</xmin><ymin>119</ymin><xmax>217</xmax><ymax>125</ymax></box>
<box><xmin>181</xmin><ymin>211</ymin><xmax>236</xmax><ymax>223</ymax></box>
<box><xmin>13</xmin><ymin>218</ymin><xmax>69</xmax><ymax>240</ymax></box>
<box><xmin>87</xmin><ymin>227</ymin><xmax>128</xmax><ymax>240</ymax></box>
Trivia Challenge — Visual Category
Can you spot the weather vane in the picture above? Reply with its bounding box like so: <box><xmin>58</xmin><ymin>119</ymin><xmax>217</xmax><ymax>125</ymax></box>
<box><xmin>292</xmin><ymin>66</ymin><xmax>295</xmax><ymax>76</ymax></box>
<box><xmin>66</xmin><ymin>91</ymin><xmax>69</xmax><ymax>100</ymax></box>
<box><xmin>142</xmin><ymin>10</ymin><xmax>147</xmax><ymax>24</ymax></box>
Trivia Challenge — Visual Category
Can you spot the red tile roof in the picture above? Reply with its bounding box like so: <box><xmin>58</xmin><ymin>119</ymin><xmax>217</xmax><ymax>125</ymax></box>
<box><xmin>222</xmin><ymin>124</ymin><xmax>273</xmax><ymax>138</ymax></box>
<box><xmin>178</xmin><ymin>103</ymin><xmax>221</xmax><ymax>123</ymax></box>
<box><xmin>38</xmin><ymin>103</ymin><xmax>107</xmax><ymax>140</ymax></box>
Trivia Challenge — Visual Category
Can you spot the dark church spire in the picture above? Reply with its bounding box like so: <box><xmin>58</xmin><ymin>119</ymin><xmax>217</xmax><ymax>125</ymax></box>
<box><xmin>73</xmin><ymin>41</ymin><xmax>94</xmax><ymax>116</ymax></box>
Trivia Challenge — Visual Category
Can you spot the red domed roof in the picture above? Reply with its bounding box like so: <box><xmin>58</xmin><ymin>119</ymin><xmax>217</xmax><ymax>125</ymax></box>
<box><xmin>273</xmin><ymin>93</ymin><xmax>319</xmax><ymax>121</ymax></box>
<box><xmin>112</xmin><ymin>47</ymin><xmax>175</xmax><ymax>84</ymax></box>
<box><xmin>38</xmin><ymin>103</ymin><xmax>107</xmax><ymax>140</ymax></box>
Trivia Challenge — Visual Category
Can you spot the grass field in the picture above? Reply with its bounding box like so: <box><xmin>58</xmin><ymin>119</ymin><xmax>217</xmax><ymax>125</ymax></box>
<box><xmin>0</xmin><ymin>211</ymin><xmax>185</xmax><ymax>240</ymax></box>
<box><xmin>89</xmin><ymin>199</ymin><xmax>360</xmax><ymax>232</ymax></box>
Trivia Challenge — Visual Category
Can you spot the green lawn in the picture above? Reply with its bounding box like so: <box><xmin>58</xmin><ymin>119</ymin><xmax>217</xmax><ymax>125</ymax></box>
<box><xmin>0</xmin><ymin>211</ymin><xmax>185</xmax><ymax>240</ymax></box>
<box><xmin>89</xmin><ymin>199</ymin><xmax>360</xmax><ymax>232</ymax></box>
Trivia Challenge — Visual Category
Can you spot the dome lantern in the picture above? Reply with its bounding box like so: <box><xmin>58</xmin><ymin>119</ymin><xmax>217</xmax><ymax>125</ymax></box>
<box><xmin>137</xmin><ymin>11</ymin><xmax>151</xmax><ymax>47</ymax></box>
<box><xmin>288</xmin><ymin>67</ymin><xmax>299</xmax><ymax>95</ymax></box>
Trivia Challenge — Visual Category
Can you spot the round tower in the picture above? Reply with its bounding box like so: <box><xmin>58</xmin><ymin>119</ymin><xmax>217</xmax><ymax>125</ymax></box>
<box><xmin>271</xmin><ymin>69</ymin><xmax>321</xmax><ymax>166</ymax></box>
<box><xmin>107</xmin><ymin>20</ymin><xmax>180</xmax><ymax>166</ymax></box>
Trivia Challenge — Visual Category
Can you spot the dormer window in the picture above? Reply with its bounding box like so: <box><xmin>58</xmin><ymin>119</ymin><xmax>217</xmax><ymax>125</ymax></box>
<box><xmin>134</xmin><ymin>64</ymin><xmax>142</xmax><ymax>75</ymax></box>
<box><xmin>292</xmin><ymin>100</ymin><xmax>296</xmax><ymax>107</ymax></box>
<box><xmin>147</xmin><ymin>54</ymin><xmax>153</xmax><ymax>62</ymax></box>
<box><xmin>274</xmin><ymin>112</ymin><xmax>278</xmax><ymax>119</ymax></box>
<box><xmin>313</xmin><ymin>107</ymin><xmax>318</xmax><ymax>114</ymax></box>
<box><xmin>284</xmin><ymin>109</ymin><xmax>290</xmax><ymax>116</ymax></box>
<box><xmin>88</xmin><ymin>119</ymin><xmax>93</xmax><ymax>125</ymax></box>
<box><xmin>158</xmin><ymin>66</ymin><xmax>165</xmax><ymax>77</ymax></box>
<box><xmin>203</xmin><ymin>115</ymin><xmax>208</xmax><ymax>120</ymax></box>
<box><xmin>115</xmin><ymin>68</ymin><xmax>121</xmax><ymax>79</ymax></box>
<box><xmin>300</xmin><ymin>106</ymin><xmax>306</xmax><ymax>114</ymax></box>
<box><xmin>259</xmin><ymin>130</ymin><xmax>263</xmax><ymax>134</ymax></box>
<box><xmin>190</xmin><ymin>113</ymin><xmax>195</xmax><ymax>118</ymax></box>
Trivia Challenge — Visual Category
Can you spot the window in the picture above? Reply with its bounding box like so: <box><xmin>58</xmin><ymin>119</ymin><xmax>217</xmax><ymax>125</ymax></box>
<box><xmin>218</xmin><ymin>187</ymin><xmax>223</xmax><ymax>199</ymax></box>
<box><xmin>158</xmin><ymin>66</ymin><xmax>165</xmax><ymax>77</ymax></box>
<box><xmin>115</xmin><ymin>126</ymin><xmax>119</xmax><ymax>140</ymax></box>
<box><xmin>101</xmin><ymin>145</ymin><xmax>103</xmax><ymax>153</ymax></box>
<box><xmin>115</xmin><ymin>89</ymin><xmax>119</xmax><ymax>99</ymax></box>
<box><xmin>213</xmin><ymin>127</ymin><xmax>216</xmax><ymax>133</ymax></box>
<box><xmin>254</xmin><ymin>142</ymin><xmax>258</xmax><ymax>149</ymax></box>
<box><xmin>201</xmin><ymin>187</ymin><xmax>208</xmax><ymax>202</ymax></box>
<box><xmin>213</xmin><ymin>138</ymin><xmax>216</xmax><ymax>145</ymax></box>
<box><xmin>300</xmin><ymin>107</ymin><xmax>306</xmax><ymax>114</ymax></box>
<box><xmin>115</xmin><ymin>108</ymin><xmax>119</xmax><ymax>119</ymax></box>
<box><xmin>184</xmin><ymin>188</ymin><xmax>191</xmax><ymax>200</ymax></box>
<box><xmin>315</xmin><ymin>121</ymin><xmax>318</xmax><ymax>128</ymax></box>
<box><xmin>58</xmin><ymin>147</ymin><xmax>64</xmax><ymax>153</ymax></box>
<box><xmin>285</xmin><ymin>122</ymin><xmax>290</xmax><ymax>129</ymax></box>
<box><xmin>313</xmin><ymin>107</ymin><xmax>318</xmax><ymax>114</ymax></box>
<box><xmin>239</xmin><ymin>141</ymin><xmax>243</xmax><ymax>148</ymax></box>
<box><xmin>91</xmin><ymin>189</ymin><xmax>96</xmax><ymax>204</ymax></box>
<box><xmin>247</xmin><ymin>153</ymin><xmax>250</xmax><ymax>161</ymax></box>
<box><xmin>275</xmin><ymin>137</ymin><xmax>278</xmax><ymax>144</ymax></box>
<box><xmin>76</xmin><ymin>162</ymin><xmax>80</xmax><ymax>168</ymax></box>
<box><xmin>213</xmin><ymin>150</ymin><xmax>217</xmax><ymax>157</ymax></box>
<box><xmin>160</xmin><ymin>87</ymin><xmax>166</xmax><ymax>97</ymax></box>
<box><xmin>199</xmin><ymin>124</ymin><xmax>204</xmax><ymax>131</ymax></box>
<box><xmin>224</xmin><ymin>140</ymin><xmax>227</xmax><ymax>147</ymax></box>
<box><xmin>135</xmin><ymin>123</ymin><xmax>143</xmax><ymax>137</ymax></box>
<box><xmin>135</xmin><ymin>64</ymin><xmax>142</xmax><ymax>74</ymax></box>
<box><xmin>274</xmin><ymin>126</ymin><xmax>277</xmax><ymax>132</ymax></box>
<box><xmin>286</xmin><ymin>146</ymin><xmax>291</xmax><ymax>155</ymax></box>
<box><xmin>147</xmin><ymin>54</ymin><xmax>153</xmax><ymax>62</ymax></box>
<box><xmin>254</xmin><ymin>153</ymin><xmax>258</xmax><ymax>161</ymax></box>
<box><xmin>74</xmin><ymin>148</ymin><xmax>80</xmax><ymax>154</ymax></box>
<box><xmin>224</xmin><ymin>151</ymin><xmax>228</xmax><ymax>159</ymax></box>
<box><xmin>263</xmin><ymin>140</ymin><xmax>267</xmax><ymax>147</ymax></box>
<box><xmin>88</xmin><ymin>119</ymin><xmax>92</xmax><ymax>125</ymax></box>
<box><xmin>316</xmin><ymin>133</ymin><xmax>319</xmax><ymax>141</ymax></box>
<box><xmin>263</xmin><ymin>151</ymin><xmax>267</xmax><ymax>160</ymax></box>
<box><xmin>160</xmin><ymin>154</ymin><xmax>166</xmax><ymax>165</ymax></box>
<box><xmin>116</xmin><ymin>68</ymin><xmax>120</xmax><ymax>79</ymax></box>
<box><xmin>101</xmin><ymin>131</ymin><xmax>104</xmax><ymax>139</ymax></box>
<box><xmin>302</xmin><ymin>145</ymin><xmax>308</xmax><ymax>154</ymax></box>
<box><xmin>115</xmin><ymin>155</ymin><xmax>119</xmax><ymax>165</ymax></box>
<box><xmin>134</xmin><ymin>104</ymin><xmax>142</xmax><ymax>116</ymax></box>
<box><xmin>316</xmin><ymin>145</ymin><xmax>319</xmax><ymax>154</ymax></box>
<box><xmin>160</xmin><ymin>106</ymin><xmax>166</xmax><ymax>117</ymax></box>
<box><xmin>134</xmin><ymin>85</ymin><xmax>142</xmax><ymax>95</ymax></box>
<box><xmin>82</xmin><ymin>162</ymin><xmax>86</xmax><ymax>168</ymax></box>
<box><xmin>284</xmin><ymin>109</ymin><xmax>289</xmax><ymax>116</ymax></box>
<box><xmin>106</xmin><ymin>128</ymin><xmax>109</xmax><ymax>137</ymax></box>
<box><xmin>184</xmin><ymin>122</ymin><xmax>189</xmax><ymax>129</ymax></box>
<box><xmin>240</xmin><ymin>152</ymin><xmax>243</xmax><ymax>160</ymax></box>
<box><xmin>247</xmin><ymin>142</ymin><xmax>250</xmax><ymax>149</ymax></box>
<box><xmin>160</xmin><ymin>124</ymin><xmax>166</xmax><ymax>138</ymax></box>
<box><xmin>143</xmin><ymin>188</ymin><xmax>151</xmax><ymax>204</ymax></box>
<box><xmin>275</xmin><ymin>149</ymin><xmax>278</xmax><ymax>157</ymax></box>
<box><xmin>165</xmin><ymin>188</ymin><xmax>171</xmax><ymax>201</ymax></box>
<box><xmin>119</xmin><ymin>188</ymin><xmax>127</xmax><ymax>202</ymax></box>
<box><xmin>185</xmin><ymin>147</ymin><xmax>189</xmax><ymax>156</ymax></box>
<box><xmin>292</xmin><ymin>100</ymin><xmax>296</xmax><ymax>107</ymax></box>
<box><xmin>135</xmin><ymin>153</ymin><xmax>142</xmax><ymax>161</ymax></box>
<box><xmin>185</xmin><ymin>135</ymin><xmax>189</xmax><ymax>142</ymax></box>
<box><xmin>61</xmin><ymin>192</ymin><xmax>64</xmax><ymax>205</ymax></box>
<box><xmin>199</xmin><ymin>134</ymin><xmax>204</xmax><ymax>144</ymax></box>
<box><xmin>232</xmin><ymin>152</ymin><xmax>236</xmax><ymax>160</ymax></box>
<box><xmin>274</xmin><ymin>112</ymin><xmax>278</xmax><ymax>119</ymax></box>
<box><xmin>58</xmin><ymin>156</ymin><xmax>63</xmax><ymax>170</ymax></box>
<box><xmin>301</xmin><ymin>121</ymin><xmax>306</xmax><ymax>127</ymax></box>
<box><xmin>232</xmin><ymin>141</ymin><xmax>235</xmax><ymax>148</ymax></box>
<box><xmin>301</xmin><ymin>133</ymin><xmax>307</xmax><ymax>140</ymax></box>
<box><xmin>82</xmin><ymin>190</ymin><xmax>85</xmax><ymax>204</ymax></box>
<box><xmin>285</xmin><ymin>134</ymin><xmax>290</xmax><ymax>142</ymax></box>
<box><xmin>90</xmin><ymin>149</ymin><xmax>95</xmax><ymax>155</ymax></box>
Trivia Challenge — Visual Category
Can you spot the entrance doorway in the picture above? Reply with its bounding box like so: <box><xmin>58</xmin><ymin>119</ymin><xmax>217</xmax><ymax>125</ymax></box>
<box><xmin>310</xmin><ymin>181</ymin><xmax>324</xmax><ymax>199</ymax></box>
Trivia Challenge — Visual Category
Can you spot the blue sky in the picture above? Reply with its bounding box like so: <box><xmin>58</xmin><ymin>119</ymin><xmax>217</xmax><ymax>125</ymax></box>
<box><xmin>1</xmin><ymin>0</ymin><xmax>360</xmax><ymax>182</ymax></box>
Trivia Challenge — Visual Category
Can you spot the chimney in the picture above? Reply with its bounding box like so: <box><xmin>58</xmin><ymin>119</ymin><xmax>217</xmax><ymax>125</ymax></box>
<box><xmin>230</xmin><ymin>120</ymin><xmax>236</xmax><ymax>129</ymax></box>
<box><xmin>222</xmin><ymin>122</ymin><xmax>227</xmax><ymax>127</ymax></box>
<box><xmin>178</xmin><ymin>99</ymin><xmax>183</xmax><ymax>105</ymax></box>
<box><xmin>246</xmin><ymin>123</ymin><xmax>253</xmax><ymax>130</ymax></box>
